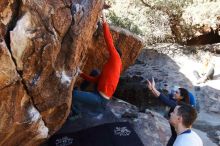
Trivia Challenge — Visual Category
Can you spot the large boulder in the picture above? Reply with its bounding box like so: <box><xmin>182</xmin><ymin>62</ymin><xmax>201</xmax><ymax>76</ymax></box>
<box><xmin>0</xmin><ymin>0</ymin><xmax>143</xmax><ymax>145</ymax></box>
<box><xmin>54</xmin><ymin>98</ymin><xmax>171</xmax><ymax>146</ymax></box>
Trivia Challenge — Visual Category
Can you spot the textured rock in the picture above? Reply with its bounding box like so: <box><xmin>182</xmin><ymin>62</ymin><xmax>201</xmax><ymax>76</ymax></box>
<box><xmin>0</xmin><ymin>0</ymin><xmax>17</xmax><ymax>38</ymax></box>
<box><xmin>9</xmin><ymin>0</ymin><xmax>101</xmax><ymax>139</ymax></box>
<box><xmin>0</xmin><ymin>0</ymin><xmax>144</xmax><ymax>145</ymax></box>
<box><xmin>0</xmin><ymin>80</ymin><xmax>48</xmax><ymax>146</ymax></box>
<box><xmin>0</xmin><ymin>41</ymin><xmax>48</xmax><ymax>146</ymax></box>
<box><xmin>54</xmin><ymin>98</ymin><xmax>171</xmax><ymax>146</ymax></box>
<box><xmin>0</xmin><ymin>41</ymin><xmax>19</xmax><ymax>89</ymax></box>
<box><xmin>108</xmin><ymin>100</ymin><xmax>171</xmax><ymax>145</ymax></box>
<box><xmin>83</xmin><ymin>25</ymin><xmax>143</xmax><ymax>74</ymax></box>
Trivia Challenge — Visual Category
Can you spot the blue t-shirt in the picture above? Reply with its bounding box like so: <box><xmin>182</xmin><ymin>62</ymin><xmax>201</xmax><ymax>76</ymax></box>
<box><xmin>163</xmin><ymin>91</ymin><xmax>196</xmax><ymax>108</ymax></box>
<box><xmin>188</xmin><ymin>92</ymin><xmax>196</xmax><ymax>107</ymax></box>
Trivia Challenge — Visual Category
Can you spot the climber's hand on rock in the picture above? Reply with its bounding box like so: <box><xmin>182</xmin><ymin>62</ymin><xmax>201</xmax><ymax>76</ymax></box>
<box><xmin>101</xmin><ymin>11</ymin><xmax>106</xmax><ymax>23</ymax></box>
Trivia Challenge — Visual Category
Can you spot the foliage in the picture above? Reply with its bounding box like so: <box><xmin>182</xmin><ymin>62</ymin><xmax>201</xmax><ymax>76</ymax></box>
<box><xmin>105</xmin><ymin>0</ymin><xmax>220</xmax><ymax>45</ymax></box>
<box><xmin>107</xmin><ymin>11</ymin><xmax>142</xmax><ymax>35</ymax></box>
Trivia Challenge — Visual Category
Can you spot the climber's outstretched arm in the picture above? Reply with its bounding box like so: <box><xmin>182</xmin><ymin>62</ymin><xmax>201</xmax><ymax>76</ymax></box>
<box><xmin>101</xmin><ymin>11</ymin><xmax>116</xmax><ymax>55</ymax></box>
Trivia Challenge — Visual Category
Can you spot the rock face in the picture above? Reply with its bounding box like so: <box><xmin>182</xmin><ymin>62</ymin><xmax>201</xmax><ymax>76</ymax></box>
<box><xmin>55</xmin><ymin>98</ymin><xmax>171</xmax><ymax>146</ymax></box>
<box><xmin>0</xmin><ymin>0</ymin><xmax>143</xmax><ymax>145</ymax></box>
<box><xmin>107</xmin><ymin>100</ymin><xmax>171</xmax><ymax>145</ymax></box>
<box><xmin>85</xmin><ymin>25</ymin><xmax>143</xmax><ymax>73</ymax></box>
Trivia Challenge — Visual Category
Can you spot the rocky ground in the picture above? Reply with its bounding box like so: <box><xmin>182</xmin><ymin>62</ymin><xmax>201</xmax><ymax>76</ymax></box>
<box><xmin>116</xmin><ymin>43</ymin><xmax>220</xmax><ymax>145</ymax></box>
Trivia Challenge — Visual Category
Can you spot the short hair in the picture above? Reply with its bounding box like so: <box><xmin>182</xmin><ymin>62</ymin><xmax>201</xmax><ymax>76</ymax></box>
<box><xmin>177</xmin><ymin>103</ymin><xmax>197</xmax><ymax>128</ymax></box>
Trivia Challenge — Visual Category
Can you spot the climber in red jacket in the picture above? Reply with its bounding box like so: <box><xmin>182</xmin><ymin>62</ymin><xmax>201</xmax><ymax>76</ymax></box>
<box><xmin>72</xmin><ymin>10</ymin><xmax>122</xmax><ymax>113</ymax></box>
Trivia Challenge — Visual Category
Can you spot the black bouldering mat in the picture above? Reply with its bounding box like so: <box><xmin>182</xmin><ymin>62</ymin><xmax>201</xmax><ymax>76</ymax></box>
<box><xmin>48</xmin><ymin>122</ymin><xmax>144</xmax><ymax>146</ymax></box>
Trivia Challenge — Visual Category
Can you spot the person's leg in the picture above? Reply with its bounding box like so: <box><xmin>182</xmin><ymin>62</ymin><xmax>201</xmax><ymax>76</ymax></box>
<box><xmin>73</xmin><ymin>90</ymin><xmax>107</xmax><ymax>109</ymax></box>
<box><xmin>70</xmin><ymin>90</ymin><xmax>103</xmax><ymax>120</ymax></box>
<box><xmin>70</xmin><ymin>87</ymin><xmax>105</xmax><ymax>120</ymax></box>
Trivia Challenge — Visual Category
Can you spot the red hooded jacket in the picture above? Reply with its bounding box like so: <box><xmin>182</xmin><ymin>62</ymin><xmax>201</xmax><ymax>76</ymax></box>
<box><xmin>80</xmin><ymin>22</ymin><xmax>122</xmax><ymax>98</ymax></box>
